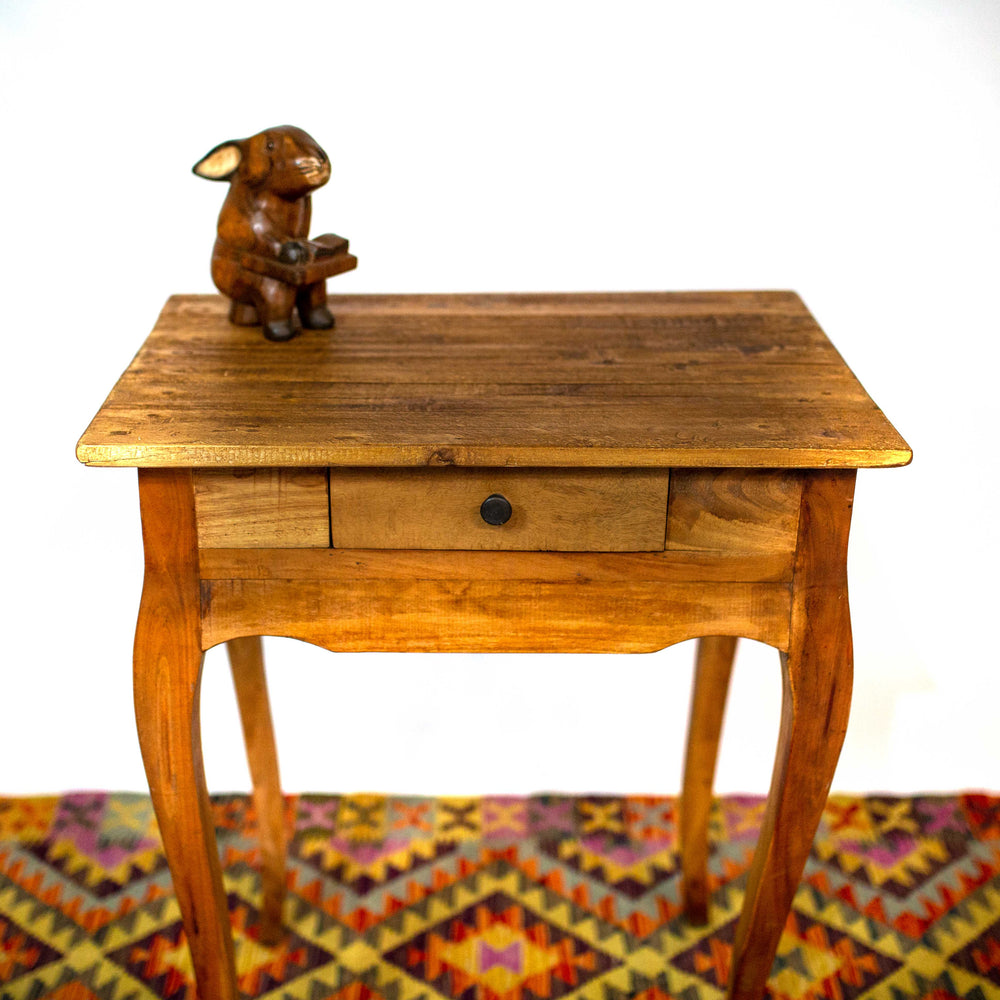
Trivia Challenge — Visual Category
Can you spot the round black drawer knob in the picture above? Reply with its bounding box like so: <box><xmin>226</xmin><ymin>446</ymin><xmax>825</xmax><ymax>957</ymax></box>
<box><xmin>480</xmin><ymin>493</ymin><xmax>513</xmax><ymax>526</ymax></box>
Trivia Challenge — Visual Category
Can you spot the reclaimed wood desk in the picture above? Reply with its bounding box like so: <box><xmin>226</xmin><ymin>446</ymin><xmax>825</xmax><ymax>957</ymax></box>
<box><xmin>77</xmin><ymin>291</ymin><xmax>910</xmax><ymax>1000</ymax></box>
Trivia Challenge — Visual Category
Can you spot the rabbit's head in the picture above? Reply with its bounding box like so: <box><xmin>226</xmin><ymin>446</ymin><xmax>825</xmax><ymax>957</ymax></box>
<box><xmin>194</xmin><ymin>125</ymin><xmax>330</xmax><ymax>198</ymax></box>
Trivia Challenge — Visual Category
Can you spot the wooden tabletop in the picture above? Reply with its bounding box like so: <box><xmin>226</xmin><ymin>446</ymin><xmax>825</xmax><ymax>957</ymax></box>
<box><xmin>76</xmin><ymin>292</ymin><xmax>910</xmax><ymax>469</ymax></box>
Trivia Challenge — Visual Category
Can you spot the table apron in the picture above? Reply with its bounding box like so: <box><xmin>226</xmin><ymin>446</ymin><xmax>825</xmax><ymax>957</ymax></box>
<box><xmin>197</xmin><ymin>556</ymin><xmax>793</xmax><ymax>654</ymax></box>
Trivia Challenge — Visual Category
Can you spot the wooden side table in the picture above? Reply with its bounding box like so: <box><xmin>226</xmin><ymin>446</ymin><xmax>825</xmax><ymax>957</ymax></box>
<box><xmin>77</xmin><ymin>291</ymin><xmax>910</xmax><ymax>1000</ymax></box>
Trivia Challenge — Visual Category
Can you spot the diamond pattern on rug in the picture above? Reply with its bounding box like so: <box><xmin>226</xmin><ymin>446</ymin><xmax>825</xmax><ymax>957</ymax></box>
<box><xmin>542</xmin><ymin>832</ymin><xmax>679</xmax><ymax>899</ymax></box>
<box><xmin>0</xmin><ymin>914</ymin><xmax>62</xmax><ymax>982</ymax></box>
<box><xmin>948</xmin><ymin>913</ymin><xmax>1000</xmax><ymax>987</ymax></box>
<box><xmin>383</xmin><ymin>888</ymin><xmax>622</xmax><ymax>998</ymax></box>
<box><xmin>106</xmin><ymin>895</ymin><xmax>336</xmax><ymax>998</ymax></box>
<box><xmin>22</xmin><ymin>793</ymin><xmax>165</xmax><ymax>899</ymax></box>
<box><xmin>0</xmin><ymin>793</ymin><xmax>998</xmax><ymax>999</ymax></box>
<box><xmin>813</xmin><ymin>797</ymin><xmax>971</xmax><ymax>900</ymax></box>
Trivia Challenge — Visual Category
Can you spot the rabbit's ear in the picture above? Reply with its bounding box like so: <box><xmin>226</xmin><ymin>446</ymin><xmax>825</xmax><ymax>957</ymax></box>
<box><xmin>193</xmin><ymin>140</ymin><xmax>242</xmax><ymax>181</ymax></box>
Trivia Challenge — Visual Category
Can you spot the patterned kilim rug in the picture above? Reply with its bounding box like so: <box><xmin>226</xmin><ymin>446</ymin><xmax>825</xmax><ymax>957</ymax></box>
<box><xmin>1</xmin><ymin>793</ymin><xmax>999</xmax><ymax>1000</ymax></box>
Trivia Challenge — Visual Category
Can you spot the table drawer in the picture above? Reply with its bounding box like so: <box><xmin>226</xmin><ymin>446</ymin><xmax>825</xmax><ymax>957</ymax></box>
<box><xmin>328</xmin><ymin>468</ymin><xmax>670</xmax><ymax>551</ymax></box>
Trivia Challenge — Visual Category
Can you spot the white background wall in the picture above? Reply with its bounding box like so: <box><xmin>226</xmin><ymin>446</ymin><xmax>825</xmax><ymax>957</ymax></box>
<box><xmin>1</xmin><ymin>0</ymin><xmax>997</xmax><ymax>797</ymax></box>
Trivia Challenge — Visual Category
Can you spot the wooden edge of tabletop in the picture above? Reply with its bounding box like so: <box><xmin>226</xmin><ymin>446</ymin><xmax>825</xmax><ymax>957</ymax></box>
<box><xmin>75</xmin><ymin>443</ymin><xmax>913</xmax><ymax>469</ymax></box>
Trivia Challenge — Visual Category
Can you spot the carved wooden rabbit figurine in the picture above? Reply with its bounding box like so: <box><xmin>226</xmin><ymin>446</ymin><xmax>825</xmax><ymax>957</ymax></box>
<box><xmin>193</xmin><ymin>125</ymin><xmax>356</xmax><ymax>342</ymax></box>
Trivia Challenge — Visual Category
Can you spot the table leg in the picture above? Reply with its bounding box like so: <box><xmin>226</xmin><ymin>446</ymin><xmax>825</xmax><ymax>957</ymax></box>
<box><xmin>681</xmin><ymin>635</ymin><xmax>737</xmax><ymax>924</ymax></box>
<box><xmin>726</xmin><ymin>470</ymin><xmax>855</xmax><ymax>999</ymax></box>
<box><xmin>227</xmin><ymin>636</ymin><xmax>287</xmax><ymax>944</ymax></box>
<box><xmin>133</xmin><ymin>469</ymin><xmax>238</xmax><ymax>1000</ymax></box>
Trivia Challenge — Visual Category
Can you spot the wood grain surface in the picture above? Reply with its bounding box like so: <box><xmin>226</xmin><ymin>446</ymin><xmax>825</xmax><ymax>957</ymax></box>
<box><xmin>727</xmin><ymin>470</ymin><xmax>856</xmax><ymax>998</ymax></box>
<box><xmin>194</xmin><ymin>468</ymin><xmax>329</xmax><ymax>548</ymax></box>
<box><xmin>225</xmin><ymin>636</ymin><xmax>286</xmax><ymax>945</ymax></box>
<box><xmin>328</xmin><ymin>467</ymin><xmax>669</xmax><ymax>550</ymax></box>
<box><xmin>196</xmin><ymin>547</ymin><xmax>797</xmax><ymax>584</ymax></box>
<box><xmin>199</xmin><ymin>578</ymin><xmax>791</xmax><ymax>654</ymax></box>
<box><xmin>132</xmin><ymin>469</ymin><xmax>239</xmax><ymax>1000</ymax></box>
<box><xmin>681</xmin><ymin>635</ymin><xmax>738</xmax><ymax>925</ymax></box>
<box><xmin>667</xmin><ymin>470</ymin><xmax>802</xmax><ymax>554</ymax></box>
<box><xmin>197</xmin><ymin>541</ymin><xmax>794</xmax><ymax>654</ymax></box>
<box><xmin>76</xmin><ymin>292</ymin><xmax>911</xmax><ymax>469</ymax></box>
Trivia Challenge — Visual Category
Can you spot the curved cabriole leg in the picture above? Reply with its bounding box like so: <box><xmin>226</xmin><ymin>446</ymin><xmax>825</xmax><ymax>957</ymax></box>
<box><xmin>133</xmin><ymin>469</ymin><xmax>238</xmax><ymax>1000</ymax></box>
<box><xmin>726</xmin><ymin>470</ymin><xmax>856</xmax><ymax>1000</ymax></box>
<box><xmin>681</xmin><ymin>635</ymin><xmax>738</xmax><ymax>924</ymax></box>
<box><xmin>227</xmin><ymin>636</ymin><xmax>287</xmax><ymax>945</ymax></box>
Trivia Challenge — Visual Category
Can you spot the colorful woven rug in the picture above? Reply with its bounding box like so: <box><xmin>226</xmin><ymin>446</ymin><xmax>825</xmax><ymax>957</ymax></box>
<box><xmin>1</xmin><ymin>792</ymin><xmax>999</xmax><ymax>999</ymax></box>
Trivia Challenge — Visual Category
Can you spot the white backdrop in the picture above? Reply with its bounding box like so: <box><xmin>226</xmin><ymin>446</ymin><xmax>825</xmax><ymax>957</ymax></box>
<box><xmin>2</xmin><ymin>0</ymin><xmax>997</xmax><ymax>797</ymax></box>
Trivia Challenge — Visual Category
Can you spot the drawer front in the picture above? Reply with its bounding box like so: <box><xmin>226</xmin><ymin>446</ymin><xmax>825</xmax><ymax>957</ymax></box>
<box><xmin>329</xmin><ymin>468</ymin><xmax>670</xmax><ymax>551</ymax></box>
